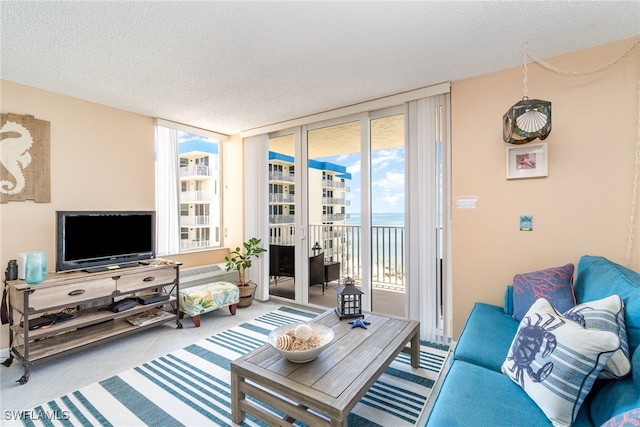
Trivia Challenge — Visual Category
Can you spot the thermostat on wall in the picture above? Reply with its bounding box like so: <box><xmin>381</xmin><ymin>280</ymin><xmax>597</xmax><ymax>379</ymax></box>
<box><xmin>455</xmin><ymin>197</ymin><xmax>478</xmax><ymax>209</ymax></box>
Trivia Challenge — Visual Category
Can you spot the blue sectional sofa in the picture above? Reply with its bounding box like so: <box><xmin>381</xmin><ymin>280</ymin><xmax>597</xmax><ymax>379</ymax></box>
<box><xmin>426</xmin><ymin>256</ymin><xmax>640</xmax><ymax>426</ymax></box>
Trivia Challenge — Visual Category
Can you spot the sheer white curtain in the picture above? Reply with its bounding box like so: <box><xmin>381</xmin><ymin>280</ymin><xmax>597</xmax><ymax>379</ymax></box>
<box><xmin>406</xmin><ymin>94</ymin><xmax>451</xmax><ymax>343</ymax></box>
<box><xmin>243</xmin><ymin>134</ymin><xmax>270</xmax><ymax>301</ymax></box>
<box><xmin>155</xmin><ymin>125</ymin><xmax>181</xmax><ymax>256</ymax></box>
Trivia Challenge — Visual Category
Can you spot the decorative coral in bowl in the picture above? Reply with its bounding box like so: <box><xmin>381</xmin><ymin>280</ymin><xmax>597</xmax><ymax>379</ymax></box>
<box><xmin>267</xmin><ymin>323</ymin><xmax>334</xmax><ymax>363</ymax></box>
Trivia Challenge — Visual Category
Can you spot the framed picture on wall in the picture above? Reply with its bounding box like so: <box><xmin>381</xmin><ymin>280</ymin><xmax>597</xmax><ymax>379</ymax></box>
<box><xmin>506</xmin><ymin>142</ymin><xmax>548</xmax><ymax>179</ymax></box>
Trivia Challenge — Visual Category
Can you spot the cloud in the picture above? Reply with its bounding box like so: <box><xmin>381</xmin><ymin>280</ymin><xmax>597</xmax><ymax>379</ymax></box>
<box><xmin>347</xmin><ymin>159</ymin><xmax>361</xmax><ymax>175</ymax></box>
<box><xmin>373</xmin><ymin>171</ymin><xmax>405</xmax><ymax>208</ymax></box>
<box><xmin>180</xmin><ymin>132</ymin><xmax>213</xmax><ymax>143</ymax></box>
<box><xmin>373</xmin><ymin>171</ymin><xmax>404</xmax><ymax>190</ymax></box>
<box><xmin>372</xmin><ymin>148</ymin><xmax>403</xmax><ymax>169</ymax></box>
<box><xmin>382</xmin><ymin>192</ymin><xmax>404</xmax><ymax>207</ymax></box>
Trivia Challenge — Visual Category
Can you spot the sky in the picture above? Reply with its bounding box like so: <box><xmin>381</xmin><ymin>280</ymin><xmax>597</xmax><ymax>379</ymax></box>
<box><xmin>179</xmin><ymin>131</ymin><xmax>405</xmax><ymax>216</ymax></box>
<box><xmin>321</xmin><ymin>146</ymin><xmax>405</xmax><ymax>215</ymax></box>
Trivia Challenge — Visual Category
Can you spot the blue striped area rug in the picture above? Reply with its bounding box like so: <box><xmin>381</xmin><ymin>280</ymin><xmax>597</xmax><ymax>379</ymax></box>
<box><xmin>18</xmin><ymin>307</ymin><xmax>449</xmax><ymax>427</ymax></box>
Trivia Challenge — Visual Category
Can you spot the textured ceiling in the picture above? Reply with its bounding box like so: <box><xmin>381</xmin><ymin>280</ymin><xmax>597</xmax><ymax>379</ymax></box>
<box><xmin>1</xmin><ymin>1</ymin><xmax>639</xmax><ymax>135</ymax></box>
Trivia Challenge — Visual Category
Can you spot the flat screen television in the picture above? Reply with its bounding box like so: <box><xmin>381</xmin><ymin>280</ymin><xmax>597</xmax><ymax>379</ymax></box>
<box><xmin>56</xmin><ymin>211</ymin><xmax>156</xmax><ymax>272</ymax></box>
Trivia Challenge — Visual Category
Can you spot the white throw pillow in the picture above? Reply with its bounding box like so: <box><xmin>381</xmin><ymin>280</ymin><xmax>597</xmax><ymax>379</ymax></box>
<box><xmin>501</xmin><ymin>298</ymin><xmax>619</xmax><ymax>427</ymax></box>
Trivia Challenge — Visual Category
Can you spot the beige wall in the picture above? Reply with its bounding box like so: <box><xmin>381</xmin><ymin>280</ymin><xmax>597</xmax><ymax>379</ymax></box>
<box><xmin>1</xmin><ymin>37</ymin><xmax>638</xmax><ymax>349</ymax></box>
<box><xmin>0</xmin><ymin>81</ymin><xmax>240</xmax><ymax>348</ymax></box>
<box><xmin>450</xmin><ymin>38</ymin><xmax>640</xmax><ymax>337</ymax></box>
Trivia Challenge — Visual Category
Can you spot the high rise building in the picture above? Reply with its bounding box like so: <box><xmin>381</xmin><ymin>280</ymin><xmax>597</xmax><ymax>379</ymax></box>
<box><xmin>268</xmin><ymin>151</ymin><xmax>350</xmax><ymax>259</ymax></box>
<box><xmin>179</xmin><ymin>139</ymin><xmax>220</xmax><ymax>251</ymax></box>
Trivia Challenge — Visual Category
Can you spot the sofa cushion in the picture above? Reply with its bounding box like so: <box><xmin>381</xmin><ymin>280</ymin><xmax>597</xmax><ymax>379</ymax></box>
<box><xmin>426</xmin><ymin>360</ymin><xmax>559</xmax><ymax>427</ymax></box>
<box><xmin>504</xmin><ymin>285</ymin><xmax>514</xmax><ymax>316</ymax></box>
<box><xmin>574</xmin><ymin>255</ymin><xmax>640</xmax><ymax>353</ymax></box>
<box><xmin>564</xmin><ymin>295</ymin><xmax>630</xmax><ymax>379</ymax></box>
<box><xmin>502</xmin><ymin>298</ymin><xmax>619</xmax><ymax>427</ymax></box>
<box><xmin>590</xmin><ymin>348</ymin><xmax>640</xmax><ymax>426</ymax></box>
<box><xmin>512</xmin><ymin>263</ymin><xmax>576</xmax><ymax>321</ymax></box>
<box><xmin>452</xmin><ymin>302</ymin><xmax>519</xmax><ymax>372</ymax></box>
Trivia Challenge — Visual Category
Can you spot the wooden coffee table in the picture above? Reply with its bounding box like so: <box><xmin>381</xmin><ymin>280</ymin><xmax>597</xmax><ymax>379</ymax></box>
<box><xmin>230</xmin><ymin>308</ymin><xmax>420</xmax><ymax>427</ymax></box>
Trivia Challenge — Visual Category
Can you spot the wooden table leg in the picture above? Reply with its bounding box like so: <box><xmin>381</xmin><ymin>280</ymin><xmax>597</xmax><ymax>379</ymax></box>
<box><xmin>410</xmin><ymin>331</ymin><xmax>420</xmax><ymax>368</ymax></box>
<box><xmin>230</xmin><ymin>369</ymin><xmax>244</xmax><ymax>423</ymax></box>
<box><xmin>330</xmin><ymin>416</ymin><xmax>349</xmax><ymax>427</ymax></box>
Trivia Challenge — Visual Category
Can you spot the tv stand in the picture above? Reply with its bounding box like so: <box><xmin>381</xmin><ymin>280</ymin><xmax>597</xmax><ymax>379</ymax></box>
<box><xmin>3</xmin><ymin>260</ymin><xmax>182</xmax><ymax>384</ymax></box>
<box><xmin>84</xmin><ymin>261</ymin><xmax>141</xmax><ymax>273</ymax></box>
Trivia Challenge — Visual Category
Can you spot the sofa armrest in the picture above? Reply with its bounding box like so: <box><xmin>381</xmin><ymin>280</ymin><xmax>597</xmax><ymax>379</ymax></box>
<box><xmin>504</xmin><ymin>285</ymin><xmax>514</xmax><ymax>316</ymax></box>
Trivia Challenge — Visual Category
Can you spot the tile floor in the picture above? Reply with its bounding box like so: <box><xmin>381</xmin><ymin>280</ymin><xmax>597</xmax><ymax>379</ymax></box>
<box><xmin>0</xmin><ymin>300</ymin><xmax>444</xmax><ymax>425</ymax></box>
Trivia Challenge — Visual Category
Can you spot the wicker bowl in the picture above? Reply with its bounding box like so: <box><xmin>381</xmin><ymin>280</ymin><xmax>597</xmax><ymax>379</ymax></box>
<box><xmin>267</xmin><ymin>323</ymin><xmax>334</xmax><ymax>363</ymax></box>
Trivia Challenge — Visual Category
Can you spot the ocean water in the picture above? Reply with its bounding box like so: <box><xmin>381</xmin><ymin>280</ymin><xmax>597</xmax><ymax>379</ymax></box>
<box><xmin>347</xmin><ymin>212</ymin><xmax>404</xmax><ymax>226</ymax></box>
<box><xmin>346</xmin><ymin>213</ymin><xmax>405</xmax><ymax>274</ymax></box>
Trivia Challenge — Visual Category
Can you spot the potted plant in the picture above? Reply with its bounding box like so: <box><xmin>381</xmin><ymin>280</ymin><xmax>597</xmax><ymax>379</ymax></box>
<box><xmin>225</xmin><ymin>237</ymin><xmax>267</xmax><ymax>307</ymax></box>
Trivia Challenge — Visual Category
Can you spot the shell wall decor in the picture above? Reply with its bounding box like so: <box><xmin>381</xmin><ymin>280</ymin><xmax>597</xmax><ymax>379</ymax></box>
<box><xmin>0</xmin><ymin>113</ymin><xmax>51</xmax><ymax>203</ymax></box>
<box><xmin>503</xmin><ymin>98</ymin><xmax>552</xmax><ymax>145</ymax></box>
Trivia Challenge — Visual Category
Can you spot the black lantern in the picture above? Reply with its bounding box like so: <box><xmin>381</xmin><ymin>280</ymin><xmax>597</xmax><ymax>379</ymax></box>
<box><xmin>335</xmin><ymin>277</ymin><xmax>364</xmax><ymax>320</ymax></box>
<box><xmin>312</xmin><ymin>241</ymin><xmax>322</xmax><ymax>256</ymax></box>
<box><xmin>503</xmin><ymin>98</ymin><xmax>552</xmax><ymax>144</ymax></box>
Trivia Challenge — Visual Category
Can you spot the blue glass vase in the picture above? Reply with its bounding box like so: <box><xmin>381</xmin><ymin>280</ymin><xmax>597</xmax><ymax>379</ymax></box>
<box><xmin>25</xmin><ymin>251</ymin><xmax>47</xmax><ymax>284</ymax></box>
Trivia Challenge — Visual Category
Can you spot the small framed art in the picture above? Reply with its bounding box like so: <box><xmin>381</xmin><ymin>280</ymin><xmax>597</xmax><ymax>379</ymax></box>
<box><xmin>506</xmin><ymin>142</ymin><xmax>548</xmax><ymax>179</ymax></box>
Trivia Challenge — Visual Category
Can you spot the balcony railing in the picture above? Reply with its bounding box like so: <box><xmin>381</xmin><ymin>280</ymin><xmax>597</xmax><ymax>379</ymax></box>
<box><xmin>269</xmin><ymin>171</ymin><xmax>295</xmax><ymax>182</ymax></box>
<box><xmin>269</xmin><ymin>214</ymin><xmax>296</xmax><ymax>224</ymax></box>
<box><xmin>322</xmin><ymin>179</ymin><xmax>346</xmax><ymax>189</ymax></box>
<box><xmin>180</xmin><ymin>215</ymin><xmax>210</xmax><ymax>226</ymax></box>
<box><xmin>270</xmin><ymin>193</ymin><xmax>295</xmax><ymax>203</ymax></box>
<box><xmin>322</xmin><ymin>213</ymin><xmax>347</xmax><ymax>222</ymax></box>
<box><xmin>180</xmin><ymin>165</ymin><xmax>211</xmax><ymax>177</ymax></box>
<box><xmin>180</xmin><ymin>239</ymin><xmax>211</xmax><ymax>251</ymax></box>
<box><xmin>322</xmin><ymin>197</ymin><xmax>347</xmax><ymax>205</ymax></box>
<box><xmin>181</xmin><ymin>190</ymin><xmax>214</xmax><ymax>202</ymax></box>
<box><xmin>268</xmin><ymin>223</ymin><xmax>405</xmax><ymax>288</ymax></box>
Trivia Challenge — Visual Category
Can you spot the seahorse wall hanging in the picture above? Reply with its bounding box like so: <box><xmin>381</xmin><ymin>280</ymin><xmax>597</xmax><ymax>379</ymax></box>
<box><xmin>0</xmin><ymin>113</ymin><xmax>51</xmax><ymax>203</ymax></box>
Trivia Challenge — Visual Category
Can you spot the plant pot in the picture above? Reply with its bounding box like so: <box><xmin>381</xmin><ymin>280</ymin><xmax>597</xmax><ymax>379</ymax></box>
<box><xmin>237</xmin><ymin>281</ymin><xmax>257</xmax><ymax>307</ymax></box>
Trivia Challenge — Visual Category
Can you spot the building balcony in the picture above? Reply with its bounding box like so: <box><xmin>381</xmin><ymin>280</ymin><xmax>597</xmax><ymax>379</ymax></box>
<box><xmin>180</xmin><ymin>239</ymin><xmax>211</xmax><ymax>251</ymax></box>
<box><xmin>269</xmin><ymin>171</ymin><xmax>295</xmax><ymax>183</ymax></box>
<box><xmin>270</xmin><ymin>193</ymin><xmax>295</xmax><ymax>204</ymax></box>
<box><xmin>268</xmin><ymin>222</ymin><xmax>406</xmax><ymax>316</ymax></box>
<box><xmin>322</xmin><ymin>179</ymin><xmax>345</xmax><ymax>189</ymax></box>
<box><xmin>180</xmin><ymin>164</ymin><xmax>212</xmax><ymax>178</ymax></box>
<box><xmin>268</xmin><ymin>223</ymin><xmax>405</xmax><ymax>290</ymax></box>
<box><xmin>269</xmin><ymin>214</ymin><xmax>296</xmax><ymax>224</ymax></box>
<box><xmin>181</xmin><ymin>190</ymin><xmax>214</xmax><ymax>202</ymax></box>
<box><xmin>322</xmin><ymin>213</ymin><xmax>346</xmax><ymax>222</ymax></box>
<box><xmin>322</xmin><ymin>197</ymin><xmax>347</xmax><ymax>206</ymax></box>
<box><xmin>180</xmin><ymin>215</ymin><xmax>210</xmax><ymax>226</ymax></box>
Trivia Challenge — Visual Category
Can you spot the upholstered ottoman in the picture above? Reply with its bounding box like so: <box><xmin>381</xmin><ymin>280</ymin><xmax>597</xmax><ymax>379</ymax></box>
<box><xmin>178</xmin><ymin>281</ymin><xmax>239</xmax><ymax>327</ymax></box>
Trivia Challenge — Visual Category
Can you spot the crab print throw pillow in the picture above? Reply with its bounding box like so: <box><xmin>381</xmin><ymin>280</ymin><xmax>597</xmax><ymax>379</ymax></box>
<box><xmin>501</xmin><ymin>298</ymin><xmax>619</xmax><ymax>427</ymax></box>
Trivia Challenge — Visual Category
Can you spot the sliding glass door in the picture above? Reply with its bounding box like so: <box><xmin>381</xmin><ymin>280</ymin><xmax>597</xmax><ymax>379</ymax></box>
<box><xmin>249</xmin><ymin>87</ymin><xmax>450</xmax><ymax>339</ymax></box>
<box><xmin>266</xmin><ymin>110</ymin><xmax>407</xmax><ymax>317</ymax></box>
<box><xmin>306</xmin><ymin>119</ymin><xmax>361</xmax><ymax>308</ymax></box>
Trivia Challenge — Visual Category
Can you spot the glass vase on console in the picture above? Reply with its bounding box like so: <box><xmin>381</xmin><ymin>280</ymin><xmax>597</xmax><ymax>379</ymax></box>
<box><xmin>25</xmin><ymin>251</ymin><xmax>47</xmax><ymax>284</ymax></box>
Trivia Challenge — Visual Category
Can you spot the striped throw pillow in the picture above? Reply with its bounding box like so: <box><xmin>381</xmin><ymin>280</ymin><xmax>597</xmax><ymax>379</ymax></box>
<box><xmin>564</xmin><ymin>295</ymin><xmax>630</xmax><ymax>379</ymax></box>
